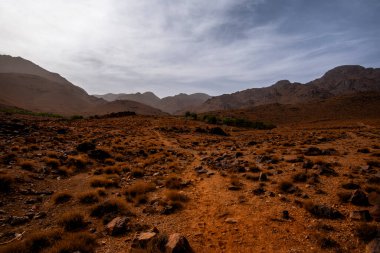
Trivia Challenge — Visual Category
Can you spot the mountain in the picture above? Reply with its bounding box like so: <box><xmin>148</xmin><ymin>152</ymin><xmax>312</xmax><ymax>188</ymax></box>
<box><xmin>196</xmin><ymin>65</ymin><xmax>380</xmax><ymax>112</ymax></box>
<box><xmin>0</xmin><ymin>55</ymin><xmax>166</xmax><ymax>116</ymax></box>
<box><xmin>206</xmin><ymin>92</ymin><xmax>380</xmax><ymax>125</ymax></box>
<box><xmin>95</xmin><ymin>92</ymin><xmax>211</xmax><ymax>114</ymax></box>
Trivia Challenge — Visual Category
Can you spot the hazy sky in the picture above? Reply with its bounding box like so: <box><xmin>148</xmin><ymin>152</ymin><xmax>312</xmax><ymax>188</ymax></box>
<box><xmin>1</xmin><ymin>0</ymin><xmax>379</xmax><ymax>97</ymax></box>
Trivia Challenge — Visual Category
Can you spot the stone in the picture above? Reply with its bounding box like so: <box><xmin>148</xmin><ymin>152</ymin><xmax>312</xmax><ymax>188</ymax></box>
<box><xmin>105</xmin><ymin>216</ymin><xmax>129</xmax><ymax>236</ymax></box>
<box><xmin>165</xmin><ymin>233</ymin><xmax>194</xmax><ymax>253</ymax></box>
<box><xmin>350</xmin><ymin>189</ymin><xmax>369</xmax><ymax>206</ymax></box>
<box><xmin>366</xmin><ymin>238</ymin><xmax>380</xmax><ymax>253</ymax></box>
<box><xmin>370</xmin><ymin>205</ymin><xmax>380</xmax><ymax>222</ymax></box>
<box><xmin>76</xmin><ymin>142</ymin><xmax>96</xmax><ymax>152</ymax></box>
<box><xmin>130</xmin><ymin>232</ymin><xmax>158</xmax><ymax>252</ymax></box>
<box><xmin>349</xmin><ymin>210</ymin><xmax>371</xmax><ymax>221</ymax></box>
<box><xmin>282</xmin><ymin>210</ymin><xmax>290</xmax><ymax>219</ymax></box>
<box><xmin>228</xmin><ymin>185</ymin><xmax>241</xmax><ymax>191</ymax></box>
<box><xmin>225</xmin><ymin>218</ymin><xmax>238</xmax><ymax>224</ymax></box>
<box><xmin>259</xmin><ymin>172</ymin><xmax>268</xmax><ymax>182</ymax></box>
<box><xmin>8</xmin><ymin>216</ymin><xmax>30</xmax><ymax>226</ymax></box>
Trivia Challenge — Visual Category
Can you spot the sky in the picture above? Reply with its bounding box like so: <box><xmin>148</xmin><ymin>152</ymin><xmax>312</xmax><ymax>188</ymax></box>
<box><xmin>0</xmin><ymin>0</ymin><xmax>379</xmax><ymax>97</ymax></box>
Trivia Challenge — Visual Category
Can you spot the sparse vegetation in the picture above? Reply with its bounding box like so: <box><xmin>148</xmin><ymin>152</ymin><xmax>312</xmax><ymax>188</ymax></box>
<box><xmin>0</xmin><ymin>174</ymin><xmax>14</xmax><ymax>193</ymax></box>
<box><xmin>53</xmin><ymin>192</ymin><xmax>73</xmax><ymax>204</ymax></box>
<box><xmin>78</xmin><ymin>191</ymin><xmax>100</xmax><ymax>204</ymax></box>
<box><xmin>90</xmin><ymin>176</ymin><xmax>119</xmax><ymax>188</ymax></box>
<box><xmin>58</xmin><ymin>211</ymin><xmax>87</xmax><ymax>231</ymax></box>
<box><xmin>90</xmin><ymin>199</ymin><xmax>131</xmax><ymax>218</ymax></box>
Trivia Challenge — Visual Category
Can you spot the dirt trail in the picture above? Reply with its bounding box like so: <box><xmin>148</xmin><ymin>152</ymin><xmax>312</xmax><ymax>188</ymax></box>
<box><xmin>153</xmin><ymin>129</ymin><xmax>268</xmax><ymax>252</ymax></box>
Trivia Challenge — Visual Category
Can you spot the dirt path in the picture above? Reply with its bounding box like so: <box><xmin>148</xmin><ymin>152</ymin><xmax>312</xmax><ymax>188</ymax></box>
<box><xmin>153</xmin><ymin>129</ymin><xmax>267</xmax><ymax>252</ymax></box>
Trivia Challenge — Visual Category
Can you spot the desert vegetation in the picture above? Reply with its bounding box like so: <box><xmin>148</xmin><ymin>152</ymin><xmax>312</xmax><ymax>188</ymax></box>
<box><xmin>0</xmin><ymin>112</ymin><xmax>379</xmax><ymax>252</ymax></box>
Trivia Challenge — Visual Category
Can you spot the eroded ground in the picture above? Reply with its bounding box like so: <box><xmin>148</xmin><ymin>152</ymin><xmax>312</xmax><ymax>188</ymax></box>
<box><xmin>0</xmin><ymin>114</ymin><xmax>379</xmax><ymax>253</ymax></box>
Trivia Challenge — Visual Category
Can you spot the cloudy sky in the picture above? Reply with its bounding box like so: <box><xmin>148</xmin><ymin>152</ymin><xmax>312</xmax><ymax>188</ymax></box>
<box><xmin>0</xmin><ymin>0</ymin><xmax>379</xmax><ymax>97</ymax></box>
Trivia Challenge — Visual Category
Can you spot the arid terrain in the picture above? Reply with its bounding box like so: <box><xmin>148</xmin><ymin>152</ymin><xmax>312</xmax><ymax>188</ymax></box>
<box><xmin>0</xmin><ymin>112</ymin><xmax>379</xmax><ymax>253</ymax></box>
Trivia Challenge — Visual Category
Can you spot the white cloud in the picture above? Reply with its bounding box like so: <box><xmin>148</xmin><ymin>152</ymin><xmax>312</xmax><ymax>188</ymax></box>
<box><xmin>0</xmin><ymin>0</ymin><xmax>379</xmax><ymax>97</ymax></box>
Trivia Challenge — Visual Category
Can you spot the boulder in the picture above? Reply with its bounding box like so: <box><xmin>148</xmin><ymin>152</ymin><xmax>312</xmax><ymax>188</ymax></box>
<box><xmin>165</xmin><ymin>233</ymin><xmax>193</xmax><ymax>253</ymax></box>
<box><xmin>106</xmin><ymin>216</ymin><xmax>129</xmax><ymax>236</ymax></box>
<box><xmin>370</xmin><ymin>205</ymin><xmax>380</xmax><ymax>222</ymax></box>
<box><xmin>349</xmin><ymin>210</ymin><xmax>372</xmax><ymax>221</ymax></box>
<box><xmin>350</xmin><ymin>189</ymin><xmax>369</xmax><ymax>206</ymax></box>
<box><xmin>130</xmin><ymin>232</ymin><xmax>158</xmax><ymax>253</ymax></box>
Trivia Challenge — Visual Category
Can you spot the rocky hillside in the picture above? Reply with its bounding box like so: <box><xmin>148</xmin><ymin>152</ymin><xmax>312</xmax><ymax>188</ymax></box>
<box><xmin>0</xmin><ymin>55</ymin><xmax>166</xmax><ymax>116</ymax></box>
<box><xmin>197</xmin><ymin>65</ymin><xmax>380</xmax><ymax>112</ymax></box>
<box><xmin>206</xmin><ymin>92</ymin><xmax>380</xmax><ymax>125</ymax></box>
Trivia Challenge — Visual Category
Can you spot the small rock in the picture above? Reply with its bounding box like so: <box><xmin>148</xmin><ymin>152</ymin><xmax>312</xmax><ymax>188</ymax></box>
<box><xmin>130</xmin><ymin>232</ymin><xmax>158</xmax><ymax>252</ymax></box>
<box><xmin>370</xmin><ymin>205</ymin><xmax>380</xmax><ymax>222</ymax></box>
<box><xmin>34</xmin><ymin>212</ymin><xmax>47</xmax><ymax>219</ymax></box>
<box><xmin>225</xmin><ymin>218</ymin><xmax>238</xmax><ymax>224</ymax></box>
<box><xmin>282</xmin><ymin>210</ymin><xmax>290</xmax><ymax>220</ymax></box>
<box><xmin>350</xmin><ymin>189</ymin><xmax>369</xmax><ymax>206</ymax></box>
<box><xmin>349</xmin><ymin>210</ymin><xmax>372</xmax><ymax>221</ymax></box>
<box><xmin>8</xmin><ymin>216</ymin><xmax>30</xmax><ymax>226</ymax></box>
<box><xmin>228</xmin><ymin>185</ymin><xmax>241</xmax><ymax>191</ymax></box>
<box><xmin>366</xmin><ymin>238</ymin><xmax>380</xmax><ymax>253</ymax></box>
<box><xmin>105</xmin><ymin>216</ymin><xmax>129</xmax><ymax>236</ymax></box>
<box><xmin>165</xmin><ymin>233</ymin><xmax>194</xmax><ymax>253</ymax></box>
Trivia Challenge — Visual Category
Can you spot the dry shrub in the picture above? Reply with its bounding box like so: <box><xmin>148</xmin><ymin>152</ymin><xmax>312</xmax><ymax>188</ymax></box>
<box><xmin>55</xmin><ymin>167</ymin><xmax>71</xmax><ymax>177</ymax></box>
<box><xmin>47</xmin><ymin>151</ymin><xmax>60</xmax><ymax>158</ymax></box>
<box><xmin>278</xmin><ymin>180</ymin><xmax>294</xmax><ymax>193</ymax></box>
<box><xmin>104</xmin><ymin>166</ymin><xmax>122</xmax><ymax>175</ymax></box>
<box><xmin>53</xmin><ymin>192</ymin><xmax>73</xmax><ymax>204</ymax></box>
<box><xmin>78</xmin><ymin>191</ymin><xmax>100</xmax><ymax>204</ymax></box>
<box><xmin>317</xmin><ymin>236</ymin><xmax>340</xmax><ymax>249</ymax></box>
<box><xmin>230</xmin><ymin>176</ymin><xmax>242</xmax><ymax>187</ymax></box>
<box><xmin>90</xmin><ymin>176</ymin><xmax>119</xmax><ymax>188</ymax></box>
<box><xmin>292</xmin><ymin>173</ymin><xmax>308</xmax><ymax>183</ymax></box>
<box><xmin>58</xmin><ymin>211</ymin><xmax>87</xmax><ymax>232</ymax></box>
<box><xmin>355</xmin><ymin>223</ymin><xmax>379</xmax><ymax>243</ymax></box>
<box><xmin>337</xmin><ymin>191</ymin><xmax>351</xmax><ymax>203</ymax></box>
<box><xmin>131</xmin><ymin>168</ymin><xmax>144</xmax><ymax>178</ymax></box>
<box><xmin>20</xmin><ymin>160</ymin><xmax>37</xmax><ymax>172</ymax></box>
<box><xmin>104</xmin><ymin>158</ymin><xmax>115</xmax><ymax>165</ymax></box>
<box><xmin>67</xmin><ymin>155</ymin><xmax>88</xmax><ymax>171</ymax></box>
<box><xmin>166</xmin><ymin>190</ymin><xmax>189</xmax><ymax>202</ymax></box>
<box><xmin>90</xmin><ymin>198</ymin><xmax>131</xmax><ymax>218</ymax></box>
<box><xmin>0</xmin><ymin>229</ymin><xmax>62</xmax><ymax>253</ymax></box>
<box><xmin>165</xmin><ymin>175</ymin><xmax>183</xmax><ymax>189</ymax></box>
<box><xmin>45</xmin><ymin>158</ymin><xmax>60</xmax><ymax>169</ymax></box>
<box><xmin>47</xmin><ymin>232</ymin><xmax>97</xmax><ymax>253</ymax></box>
<box><xmin>0</xmin><ymin>174</ymin><xmax>14</xmax><ymax>193</ymax></box>
<box><xmin>304</xmin><ymin>201</ymin><xmax>343</xmax><ymax>219</ymax></box>
<box><xmin>125</xmin><ymin>181</ymin><xmax>156</xmax><ymax>199</ymax></box>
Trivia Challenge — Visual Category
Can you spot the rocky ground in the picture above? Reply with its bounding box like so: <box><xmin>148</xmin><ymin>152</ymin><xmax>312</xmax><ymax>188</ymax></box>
<box><xmin>0</xmin><ymin>113</ymin><xmax>379</xmax><ymax>253</ymax></box>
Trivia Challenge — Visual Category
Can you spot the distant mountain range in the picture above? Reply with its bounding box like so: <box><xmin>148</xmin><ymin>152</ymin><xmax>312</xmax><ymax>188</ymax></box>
<box><xmin>195</xmin><ymin>65</ymin><xmax>380</xmax><ymax>112</ymax></box>
<box><xmin>0</xmin><ymin>54</ymin><xmax>379</xmax><ymax>120</ymax></box>
<box><xmin>94</xmin><ymin>92</ymin><xmax>211</xmax><ymax>114</ymax></box>
<box><xmin>0</xmin><ymin>55</ymin><xmax>165</xmax><ymax>116</ymax></box>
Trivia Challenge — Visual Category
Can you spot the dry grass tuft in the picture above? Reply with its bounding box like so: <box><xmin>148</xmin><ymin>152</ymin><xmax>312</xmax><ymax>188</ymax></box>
<box><xmin>165</xmin><ymin>175</ymin><xmax>183</xmax><ymax>189</ymax></box>
<box><xmin>44</xmin><ymin>157</ymin><xmax>60</xmax><ymax>169</ymax></box>
<box><xmin>53</xmin><ymin>192</ymin><xmax>73</xmax><ymax>204</ymax></box>
<box><xmin>0</xmin><ymin>174</ymin><xmax>14</xmax><ymax>193</ymax></box>
<box><xmin>0</xmin><ymin>229</ymin><xmax>62</xmax><ymax>253</ymax></box>
<box><xmin>90</xmin><ymin>198</ymin><xmax>131</xmax><ymax>218</ymax></box>
<box><xmin>125</xmin><ymin>181</ymin><xmax>155</xmax><ymax>202</ymax></box>
<box><xmin>78</xmin><ymin>191</ymin><xmax>100</xmax><ymax>204</ymax></box>
<box><xmin>166</xmin><ymin>190</ymin><xmax>189</xmax><ymax>202</ymax></box>
<box><xmin>47</xmin><ymin>232</ymin><xmax>97</xmax><ymax>253</ymax></box>
<box><xmin>58</xmin><ymin>211</ymin><xmax>87</xmax><ymax>231</ymax></box>
<box><xmin>90</xmin><ymin>176</ymin><xmax>119</xmax><ymax>188</ymax></box>
<box><xmin>20</xmin><ymin>160</ymin><xmax>37</xmax><ymax>172</ymax></box>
